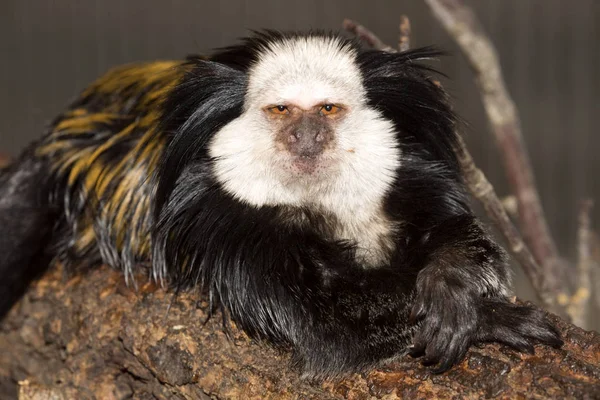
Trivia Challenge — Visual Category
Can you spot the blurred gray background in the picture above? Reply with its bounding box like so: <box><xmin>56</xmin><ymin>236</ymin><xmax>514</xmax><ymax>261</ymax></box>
<box><xmin>1</xmin><ymin>1</ymin><xmax>598</xmax><ymax>305</ymax></box>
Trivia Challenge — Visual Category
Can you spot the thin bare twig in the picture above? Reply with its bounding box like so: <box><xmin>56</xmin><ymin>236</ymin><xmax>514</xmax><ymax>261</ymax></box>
<box><xmin>342</xmin><ymin>15</ymin><xmax>569</xmax><ymax>317</ymax></box>
<box><xmin>591</xmin><ymin>232</ymin><xmax>600</xmax><ymax>312</ymax></box>
<box><xmin>455</xmin><ymin>136</ymin><xmax>567</xmax><ymax>314</ymax></box>
<box><xmin>569</xmin><ymin>200</ymin><xmax>594</xmax><ymax>326</ymax></box>
<box><xmin>424</xmin><ymin>0</ymin><xmax>569</xmax><ymax>312</ymax></box>
<box><xmin>501</xmin><ymin>195</ymin><xmax>518</xmax><ymax>219</ymax></box>
<box><xmin>343</xmin><ymin>19</ymin><xmax>394</xmax><ymax>52</ymax></box>
<box><xmin>398</xmin><ymin>15</ymin><xmax>411</xmax><ymax>52</ymax></box>
<box><xmin>423</xmin><ymin>1</ymin><xmax>559</xmax><ymax>270</ymax></box>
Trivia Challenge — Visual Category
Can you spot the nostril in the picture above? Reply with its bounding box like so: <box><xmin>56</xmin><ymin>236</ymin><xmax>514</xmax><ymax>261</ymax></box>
<box><xmin>288</xmin><ymin>134</ymin><xmax>298</xmax><ymax>143</ymax></box>
<box><xmin>315</xmin><ymin>132</ymin><xmax>324</xmax><ymax>142</ymax></box>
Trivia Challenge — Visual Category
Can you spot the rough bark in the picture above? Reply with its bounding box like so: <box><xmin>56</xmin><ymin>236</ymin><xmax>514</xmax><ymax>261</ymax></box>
<box><xmin>1</xmin><ymin>264</ymin><xmax>598</xmax><ymax>400</ymax></box>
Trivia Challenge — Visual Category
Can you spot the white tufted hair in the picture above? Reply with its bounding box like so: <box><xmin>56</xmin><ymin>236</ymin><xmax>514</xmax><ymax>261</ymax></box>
<box><xmin>209</xmin><ymin>35</ymin><xmax>402</xmax><ymax>266</ymax></box>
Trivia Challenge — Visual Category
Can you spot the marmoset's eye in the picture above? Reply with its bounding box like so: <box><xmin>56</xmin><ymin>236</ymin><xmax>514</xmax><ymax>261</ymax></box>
<box><xmin>268</xmin><ymin>105</ymin><xmax>290</xmax><ymax>115</ymax></box>
<box><xmin>320</xmin><ymin>104</ymin><xmax>341</xmax><ymax>116</ymax></box>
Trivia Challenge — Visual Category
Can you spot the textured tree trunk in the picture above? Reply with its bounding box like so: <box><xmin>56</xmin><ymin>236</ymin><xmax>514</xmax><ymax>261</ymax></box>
<box><xmin>1</xmin><ymin>264</ymin><xmax>599</xmax><ymax>400</ymax></box>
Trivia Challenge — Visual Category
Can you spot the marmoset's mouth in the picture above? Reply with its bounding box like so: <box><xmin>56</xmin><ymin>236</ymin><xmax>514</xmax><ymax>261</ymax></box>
<box><xmin>287</xmin><ymin>151</ymin><xmax>340</xmax><ymax>177</ymax></box>
<box><xmin>292</xmin><ymin>155</ymin><xmax>319</xmax><ymax>174</ymax></box>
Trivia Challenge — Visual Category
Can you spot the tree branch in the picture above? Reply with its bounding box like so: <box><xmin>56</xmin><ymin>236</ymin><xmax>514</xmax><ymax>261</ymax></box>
<box><xmin>343</xmin><ymin>19</ymin><xmax>394</xmax><ymax>52</ymax></box>
<box><xmin>398</xmin><ymin>15</ymin><xmax>411</xmax><ymax>52</ymax></box>
<box><xmin>591</xmin><ymin>232</ymin><xmax>600</xmax><ymax>312</ymax></box>
<box><xmin>1</xmin><ymin>265</ymin><xmax>598</xmax><ymax>399</ymax></box>
<box><xmin>569</xmin><ymin>200</ymin><xmax>594</xmax><ymax>327</ymax></box>
<box><xmin>454</xmin><ymin>136</ymin><xmax>567</xmax><ymax>314</ymax></box>
<box><xmin>424</xmin><ymin>0</ymin><xmax>568</xmax><ymax>303</ymax></box>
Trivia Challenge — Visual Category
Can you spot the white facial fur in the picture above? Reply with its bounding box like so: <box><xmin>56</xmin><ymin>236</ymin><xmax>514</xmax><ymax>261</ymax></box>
<box><xmin>209</xmin><ymin>36</ymin><xmax>401</xmax><ymax>266</ymax></box>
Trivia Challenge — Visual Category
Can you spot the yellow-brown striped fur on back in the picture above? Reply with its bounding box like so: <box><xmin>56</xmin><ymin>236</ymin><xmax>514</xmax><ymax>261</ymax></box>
<box><xmin>36</xmin><ymin>61</ymin><xmax>188</xmax><ymax>281</ymax></box>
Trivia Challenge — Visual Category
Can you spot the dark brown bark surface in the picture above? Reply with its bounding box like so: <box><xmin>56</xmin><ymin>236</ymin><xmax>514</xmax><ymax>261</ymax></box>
<box><xmin>1</xmin><ymin>264</ymin><xmax>599</xmax><ymax>399</ymax></box>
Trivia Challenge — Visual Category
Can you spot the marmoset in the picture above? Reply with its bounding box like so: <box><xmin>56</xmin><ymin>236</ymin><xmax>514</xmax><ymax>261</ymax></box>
<box><xmin>0</xmin><ymin>31</ymin><xmax>562</xmax><ymax>377</ymax></box>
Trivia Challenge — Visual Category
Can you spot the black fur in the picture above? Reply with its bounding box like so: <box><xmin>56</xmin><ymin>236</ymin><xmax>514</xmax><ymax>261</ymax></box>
<box><xmin>0</xmin><ymin>152</ymin><xmax>56</xmax><ymax>318</ymax></box>
<box><xmin>0</xmin><ymin>30</ymin><xmax>562</xmax><ymax>377</ymax></box>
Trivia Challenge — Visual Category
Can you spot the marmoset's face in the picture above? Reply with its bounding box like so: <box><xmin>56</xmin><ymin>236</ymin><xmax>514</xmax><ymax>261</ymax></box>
<box><xmin>260</xmin><ymin>101</ymin><xmax>344</xmax><ymax>174</ymax></box>
<box><xmin>209</xmin><ymin>36</ymin><xmax>400</xmax><ymax>209</ymax></box>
